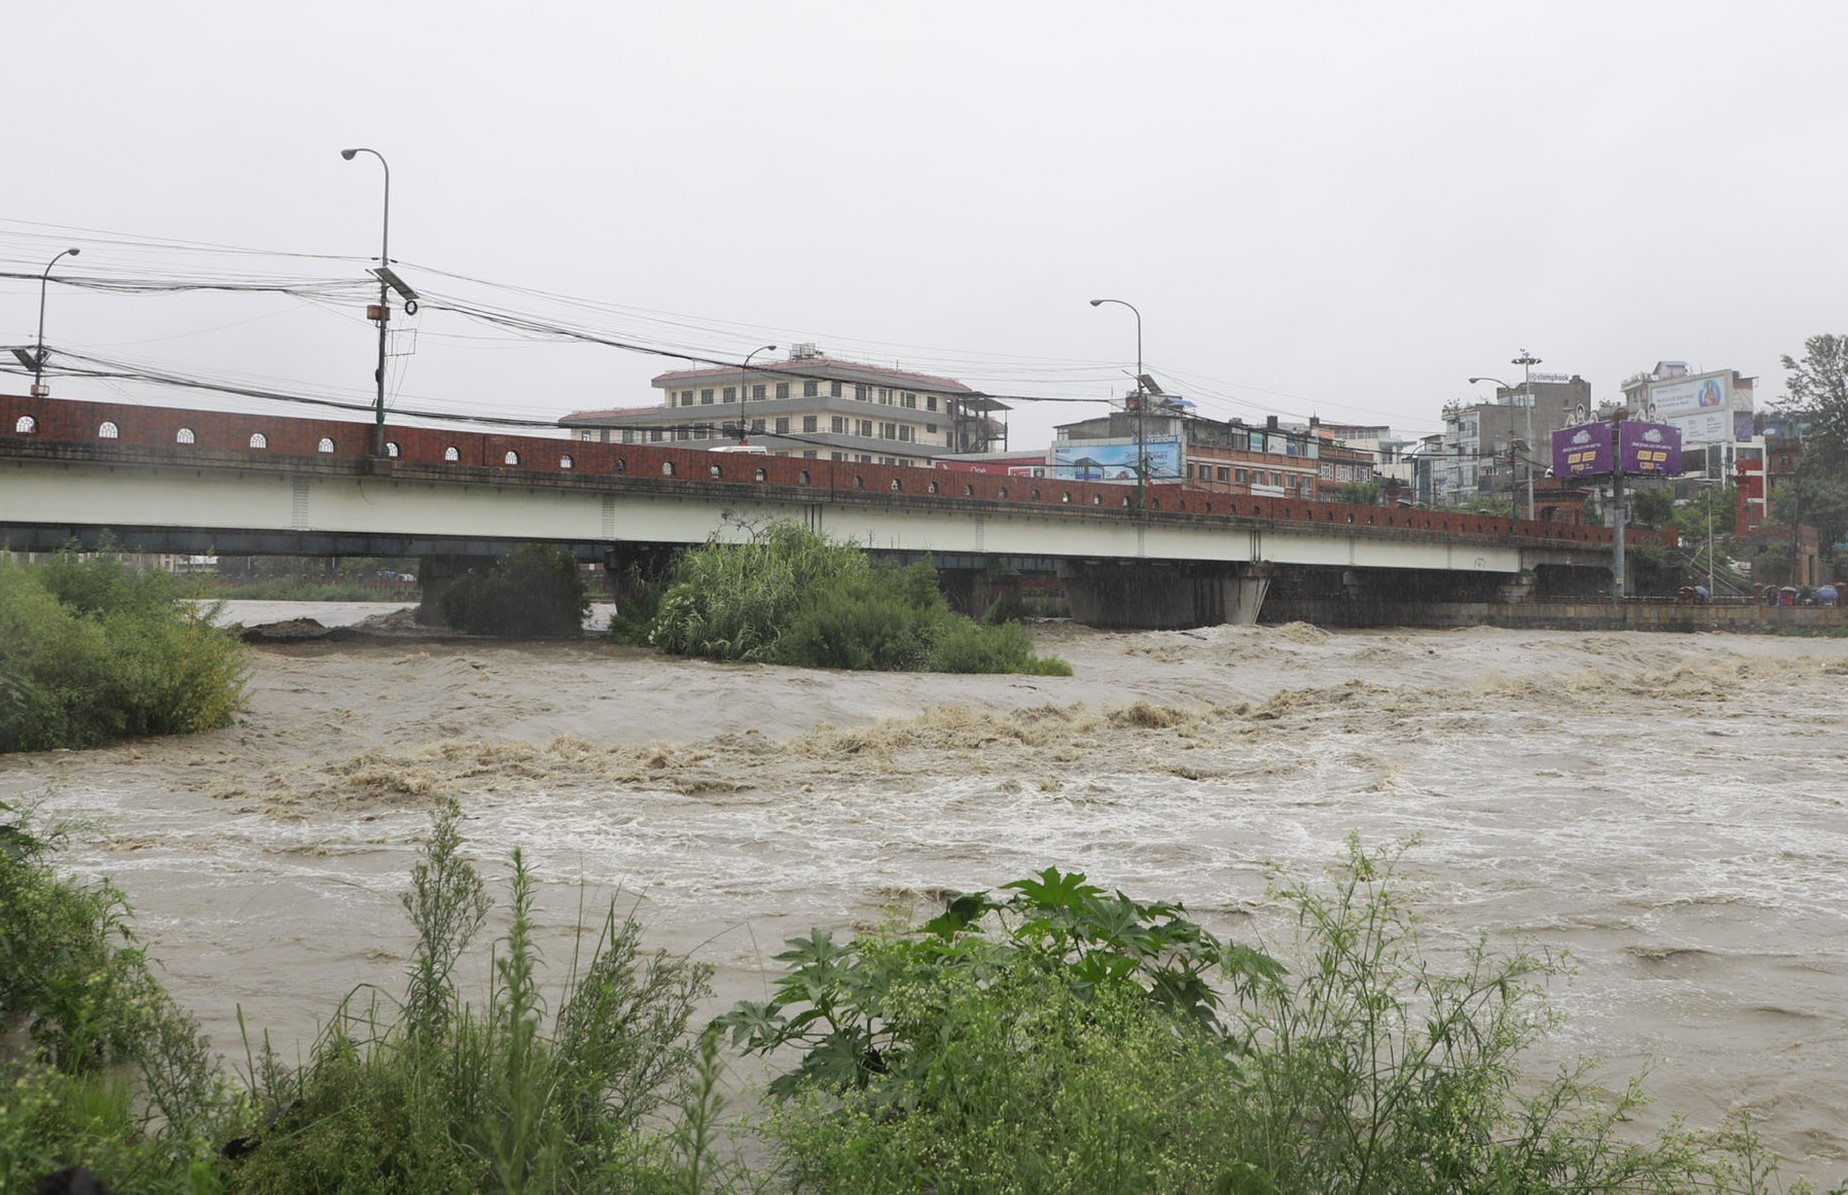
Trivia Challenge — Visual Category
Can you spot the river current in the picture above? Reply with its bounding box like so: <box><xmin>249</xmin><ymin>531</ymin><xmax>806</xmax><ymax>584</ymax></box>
<box><xmin>4</xmin><ymin>603</ymin><xmax>1845</xmax><ymax>1184</ymax></box>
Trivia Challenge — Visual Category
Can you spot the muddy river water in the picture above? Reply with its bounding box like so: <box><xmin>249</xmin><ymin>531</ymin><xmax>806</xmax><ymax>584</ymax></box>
<box><xmin>4</xmin><ymin>603</ymin><xmax>1845</xmax><ymax>1184</ymax></box>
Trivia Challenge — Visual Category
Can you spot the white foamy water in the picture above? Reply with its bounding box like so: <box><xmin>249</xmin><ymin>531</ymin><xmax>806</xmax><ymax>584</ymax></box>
<box><xmin>4</xmin><ymin>607</ymin><xmax>1845</xmax><ymax>1184</ymax></box>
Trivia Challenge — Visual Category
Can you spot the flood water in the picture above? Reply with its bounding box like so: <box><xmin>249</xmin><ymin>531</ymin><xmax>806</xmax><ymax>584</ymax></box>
<box><xmin>5</xmin><ymin>603</ymin><xmax>1845</xmax><ymax>1184</ymax></box>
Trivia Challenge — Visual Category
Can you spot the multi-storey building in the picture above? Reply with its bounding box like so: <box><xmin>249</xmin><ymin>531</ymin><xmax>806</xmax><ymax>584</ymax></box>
<box><xmin>559</xmin><ymin>344</ymin><xmax>1007</xmax><ymax>466</ymax></box>
<box><xmin>1620</xmin><ymin>361</ymin><xmax>1758</xmax><ymax>482</ymax></box>
<box><xmin>1052</xmin><ymin>408</ymin><xmax>1326</xmax><ymax>498</ymax></box>
<box><xmin>1440</xmin><ymin>374</ymin><xmax>1593</xmax><ymax>506</ymax></box>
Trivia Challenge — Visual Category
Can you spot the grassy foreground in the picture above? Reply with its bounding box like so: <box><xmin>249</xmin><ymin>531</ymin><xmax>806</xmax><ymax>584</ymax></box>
<box><xmin>0</xmin><ymin>801</ymin><xmax>1838</xmax><ymax>1193</ymax></box>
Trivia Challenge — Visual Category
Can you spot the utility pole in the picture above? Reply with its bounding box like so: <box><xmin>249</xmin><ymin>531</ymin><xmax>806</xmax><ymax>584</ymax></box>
<box><xmin>1513</xmin><ymin>350</ymin><xmax>1540</xmax><ymax>521</ymax></box>
<box><xmin>1611</xmin><ymin>408</ymin><xmax>1627</xmax><ymax>601</ymax></box>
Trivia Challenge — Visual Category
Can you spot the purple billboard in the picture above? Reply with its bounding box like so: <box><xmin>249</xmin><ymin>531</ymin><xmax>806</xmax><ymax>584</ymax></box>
<box><xmin>1551</xmin><ymin>420</ymin><xmax>1681</xmax><ymax>477</ymax></box>
<box><xmin>1552</xmin><ymin>422</ymin><xmax>1611</xmax><ymax>477</ymax></box>
<box><xmin>1619</xmin><ymin>420</ymin><xmax>1681</xmax><ymax>475</ymax></box>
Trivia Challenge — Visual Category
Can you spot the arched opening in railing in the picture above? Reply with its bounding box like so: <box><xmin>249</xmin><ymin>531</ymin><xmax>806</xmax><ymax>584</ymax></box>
<box><xmin>797</xmin><ymin>470</ymin><xmax>811</xmax><ymax>485</ymax></box>
<box><xmin>176</xmin><ymin>427</ymin><xmax>196</xmax><ymax>445</ymax></box>
<box><xmin>385</xmin><ymin>441</ymin><xmax>400</xmax><ymax>458</ymax></box>
<box><xmin>12</xmin><ymin>415</ymin><xmax>35</xmax><ymax>434</ymax></box>
<box><xmin>99</xmin><ymin>422</ymin><xmax>120</xmax><ymax>439</ymax></box>
<box><xmin>318</xmin><ymin>437</ymin><xmax>336</xmax><ymax>454</ymax></box>
<box><xmin>247</xmin><ymin>431</ymin><xmax>265</xmax><ymax>449</ymax></box>
<box><xmin>662</xmin><ymin>461</ymin><xmax>676</xmax><ymax>476</ymax></box>
<box><xmin>444</xmin><ymin>446</ymin><xmax>460</xmax><ymax>462</ymax></box>
<box><xmin>559</xmin><ymin>455</ymin><xmax>573</xmax><ymax>469</ymax></box>
<box><xmin>503</xmin><ymin>450</ymin><xmax>520</xmax><ymax>466</ymax></box>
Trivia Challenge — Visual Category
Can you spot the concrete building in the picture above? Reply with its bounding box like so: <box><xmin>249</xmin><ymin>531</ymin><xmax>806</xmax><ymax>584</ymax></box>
<box><xmin>559</xmin><ymin>344</ymin><xmax>1008</xmax><ymax>466</ymax></box>
<box><xmin>1053</xmin><ymin>407</ymin><xmax>1324</xmax><ymax>498</ymax></box>
<box><xmin>1440</xmin><ymin>374</ymin><xmax>1594</xmax><ymax>507</ymax></box>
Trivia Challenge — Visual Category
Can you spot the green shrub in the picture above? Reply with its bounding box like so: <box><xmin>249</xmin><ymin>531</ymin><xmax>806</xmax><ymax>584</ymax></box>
<box><xmin>0</xmin><ymin>800</ymin><xmax>232</xmax><ymax>1192</ymax></box>
<box><xmin>727</xmin><ymin>843</ymin><xmax>1824</xmax><ymax>1194</ymax></box>
<box><xmin>436</xmin><ymin>544</ymin><xmax>589</xmax><ymax>636</ymax></box>
<box><xmin>0</xmin><ymin>549</ymin><xmax>247</xmax><ymax>752</ymax></box>
<box><xmin>229</xmin><ymin>802</ymin><xmax>718</xmax><ymax>1194</ymax></box>
<box><xmin>644</xmin><ymin>522</ymin><xmax>1071</xmax><ymax>675</ymax></box>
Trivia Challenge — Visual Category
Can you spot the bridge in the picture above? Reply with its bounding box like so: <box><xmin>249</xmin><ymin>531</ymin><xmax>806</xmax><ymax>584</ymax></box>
<box><xmin>1</xmin><ymin>395</ymin><xmax>1643</xmax><ymax>628</ymax></box>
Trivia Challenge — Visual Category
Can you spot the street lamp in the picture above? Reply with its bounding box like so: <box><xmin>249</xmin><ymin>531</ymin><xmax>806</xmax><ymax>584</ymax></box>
<box><xmin>738</xmin><ymin>344</ymin><xmax>778</xmax><ymax>444</ymax></box>
<box><xmin>341</xmin><ymin>147</ymin><xmax>392</xmax><ymax>456</ymax></box>
<box><xmin>1468</xmin><ymin>370</ymin><xmax>1536</xmax><ymax>521</ymax></box>
<box><xmin>1090</xmin><ymin>297</ymin><xmax>1146</xmax><ymax>509</ymax></box>
<box><xmin>32</xmin><ymin>248</ymin><xmax>81</xmax><ymax>397</ymax></box>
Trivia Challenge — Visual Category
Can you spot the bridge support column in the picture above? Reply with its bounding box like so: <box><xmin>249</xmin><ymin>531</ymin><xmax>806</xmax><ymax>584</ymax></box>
<box><xmin>415</xmin><ymin>553</ymin><xmax>500</xmax><ymax>626</ymax></box>
<box><xmin>1057</xmin><ymin>560</ymin><xmax>1271</xmax><ymax>629</ymax></box>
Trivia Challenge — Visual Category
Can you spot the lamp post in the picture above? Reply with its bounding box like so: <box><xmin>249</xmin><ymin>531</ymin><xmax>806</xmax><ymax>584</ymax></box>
<box><xmin>1089</xmin><ymin>297</ymin><xmax>1145</xmax><ymax>509</ymax></box>
<box><xmin>32</xmin><ymin>248</ymin><xmax>81</xmax><ymax>397</ymax></box>
<box><xmin>1511</xmin><ymin>350</ymin><xmax>1540</xmax><ymax>520</ymax></box>
<box><xmin>739</xmin><ymin>344</ymin><xmax>778</xmax><ymax>444</ymax></box>
<box><xmin>1467</xmin><ymin>373</ymin><xmax>1527</xmax><ymax>520</ymax></box>
<box><xmin>341</xmin><ymin>147</ymin><xmax>392</xmax><ymax>456</ymax></box>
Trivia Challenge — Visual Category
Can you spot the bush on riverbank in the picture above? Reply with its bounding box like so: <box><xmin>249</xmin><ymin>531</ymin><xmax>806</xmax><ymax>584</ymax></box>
<box><xmin>0</xmin><ymin>549</ymin><xmax>247</xmax><ymax>752</ymax></box>
<box><xmin>0</xmin><ymin>800</ymin><xmax>234</xmax><ymax>1193</ymax></box>
<box><xmin>632</xmin><ymin>523</ymin><xmax>1071</xmax><ymax>674</ymax></box>
<box><xmin>435</xmin><ymin>544</ymin><xmax>589</xmax><ymax>635</ymax></box>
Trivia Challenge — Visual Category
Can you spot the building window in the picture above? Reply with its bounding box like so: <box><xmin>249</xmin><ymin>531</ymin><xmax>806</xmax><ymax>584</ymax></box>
<box><xmin>803</xmin><ymin>380</ymin><xmax>819</xmax><ymax>397</ymax></box>
<box><xmin>1235</xmin><ymin>468</ymin><xmax>1246</xmax><ymax>483</ymax></box>
<box><xmin>927</xmin><ymin>396</ymin><xmax>938</xmax><ymax>411</ymax></box>
<box><xmin>879</xmin><ymin>388</ymin><xmax>892</xmax><ymax>404</ymax></box>
<box><xmin>830</xmin><ymin>452</ymin><xmax>844</xmax><ymax>461</ymax></box>
<box><xmin>722</xmin><ymin>386</ymin><xmax>736</xmax><ymax>403</ymax></box>
<box><xmin>700</xmin><ymin>389</ymin><xmax>714</xmax><ymax>404</ymax></box>
<box><xmin>803</xmin><ymin>450</ymin><xmax>817</xmax><ymax>458</ymax></box>
<box><xmin>774</xmin><ymin>416</ymin><xmax>789</xmax><ymax>434</ymax></box>
<box><xmin>855</xmin><ymin>384</ymin><xmax>870</xmax><ymax>401</ymax></box>
<box><xmin>1217</xmin><ymin>466</ymin><xmax>1229</xmax><ymax>482</ymax></box>
<box><xmin>802</xmin><ymin>415</ymin><xmax>818</xmax><ymax>432</ymax></box>
<box><xmin>925</xmin><ymin>423</ymin><xmax>937</xmax><ymax>434</ymax></box>
<box><xmin>903</xmin><ymin>392</ymin><xmax>917</xmax><ymax>408</ymax></box>
<box><xmin>753</xmin><ymin>384</ymin><xmax>766</xmax><ymax>400</ymax></box>
<box><xmin>318</xmin><ymin>437</ymin><xmax>336</xmax><ymax>453</ymax></box>
<box><xmin>776</xmin><ymin>382</ymin><xmax>789</xmax><ymax>400</ymax></box>
<box><xmin>649</xmin><ymin>429</ymin><xmax>663</xmax><ymax>442</ymax></box>
<box><xmin>679</xmin><ymin>390</ymin><xmax>693</xmax><ymax>405</ymax></box>
<box><xmin>750</xmin><ymin>418</ymin><xmax>765</xmax><ymax>434</ymax></box>
<box><xmin>898</xmin><ymin>425</ymin><xmax>913</xmax><ymax>442</ymax></box>
<box><xmin>881</xmin><ymin>422</ymin><xmax>896</xmax><ymax>440</ymax></box>
<box><xmin>445</xmin><ymin>445</ymin><xmax>461</xmax><ymax>461</ymax></box>
<box><xmin>831</xmin><ymin>416</ymin><xmax>845</xmax><ymax>432</ymax></box>
<box><xmin>621</xmin><ymin>429</ymin><xmax>636</xmax><ymax>443</ymax></box>
<box><xmin>246</xmin><ymin>431</ymin><xmax>264</xmax><ymax>448</ymax></box>
<box><xmin>857</xmin><ymin>419</ymin><xmax>873</xmax><ymax>437</ymax></box>
<box><xmin>830</xmin><ymin>381</ymin><xmax>843</xmax><ymax>398</ymax></box>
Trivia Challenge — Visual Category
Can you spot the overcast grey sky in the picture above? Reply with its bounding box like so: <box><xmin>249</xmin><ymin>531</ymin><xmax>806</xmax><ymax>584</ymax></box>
<box><xmin>6</xmin><ymin>1</ymin><xmax>1844</xmax><ymax>447</ymax></box>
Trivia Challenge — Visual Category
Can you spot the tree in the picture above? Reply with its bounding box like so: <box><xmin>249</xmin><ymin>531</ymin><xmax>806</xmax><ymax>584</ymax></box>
<box><xmin>1626</xmin><ymin>485</ymin><xmax>1675</xmax><ymax>529</ymax></box>
<box><xmin>1781</xmin><ymin>333</ymin><xmax>1848</xmax><ymax>467</ymax></box>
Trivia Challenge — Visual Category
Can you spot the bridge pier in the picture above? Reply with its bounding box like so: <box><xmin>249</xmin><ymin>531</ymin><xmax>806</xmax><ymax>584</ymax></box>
<box><xmin>415</xmin><ymin>553</ymin><xmax>500</xmax><ymax>626</ymax></box>
<box><xmin>1057</xmin><ymin>560</ymin><xmax>1272</xmax><ymax>629</ymax></box>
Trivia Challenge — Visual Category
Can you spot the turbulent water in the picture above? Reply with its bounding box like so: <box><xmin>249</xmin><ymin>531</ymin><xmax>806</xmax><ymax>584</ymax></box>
<box><xmin>5</xmin><ymin>602</ymin><xmax>1846</xmax><ymax>1184</ymax></box>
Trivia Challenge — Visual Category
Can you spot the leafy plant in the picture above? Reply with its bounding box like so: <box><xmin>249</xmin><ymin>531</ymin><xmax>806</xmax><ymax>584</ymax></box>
<box><xmin>436</xmin><ymin>543</ymin><xmax>589</xmax><ymax>636</ymax></box>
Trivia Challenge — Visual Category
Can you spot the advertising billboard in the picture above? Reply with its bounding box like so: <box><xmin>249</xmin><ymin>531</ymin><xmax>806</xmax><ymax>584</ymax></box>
<box><xmin>1619</xmin><ymin>420</ymin><xmax>1681</xmax><ymax>475</ymax></box>
<box><xmin>1551</xmin><ymin>421</ymin><xmax>1681</xmax><ymax>476</ymax></box>
<box><xmin>1050</xmin><ymin>436</ymin><xmax>1183</xmax><ymax>482</ymax></box>
<box><xmin>1645</xmin><ymin>370</ymin><xmax>1753</xmax><ymax>445</ymax></box>
<box><xmin>1648</xmin><ymin>372</ymin><xmax>1728</xmax><ymax>419</ymax></box>
<box><xmin>1552</xmin><ymin>422</ymin><xmax>1612</xmax><ymax>477</ymax></box>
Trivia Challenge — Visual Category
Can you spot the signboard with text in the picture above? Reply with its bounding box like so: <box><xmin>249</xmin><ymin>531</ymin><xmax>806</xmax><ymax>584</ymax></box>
<box><xmin>1551</xmin><ymin>420</ymin><xmax>1681</xmax><ymax>477</ymax></box>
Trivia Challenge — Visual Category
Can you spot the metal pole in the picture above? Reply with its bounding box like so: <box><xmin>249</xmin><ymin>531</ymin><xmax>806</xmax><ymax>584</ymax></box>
<box><xmin>740</xmin><ymin>344</ymin><xmax>777</xmax><ymax>444</ymax></box>
<box><xmin>1090</xmin><ymin>298</ymin><xmax>1145</xmax><ymax>510</ymax></box>
<box><xmin>1514</xmin><ymin>350</ymin><xmax>1540</xmax><ymax>521</ymax></box>
<box><xmin>342</xmin><ymin>148</ymin><xmax>391</xmax><ymax>456</ymax></box>
<box><xmin>33</xmin><ymin>248</ymin><xmax>81</xmax><ymax>396</ymax></box>
<box><xmin>1611</xmin><ymin>409</ymin><xmax>1627</xmax><ymax>601</ymax></box>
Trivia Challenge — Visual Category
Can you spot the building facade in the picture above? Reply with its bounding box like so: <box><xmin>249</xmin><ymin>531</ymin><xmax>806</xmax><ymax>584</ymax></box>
<box><xmin>559</xmin><ymin>344</ymin><xmax>1007</xmax><ymax>466</ymax></box>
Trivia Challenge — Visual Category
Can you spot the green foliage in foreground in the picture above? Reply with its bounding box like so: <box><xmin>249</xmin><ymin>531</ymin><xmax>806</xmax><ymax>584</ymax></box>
<box><xmin>0</xmin><ymin>548</ymin><xmax>248</xmax><ymax>752</ymax></box>
<box><xmin>3</xmin><ymin>796</ymin><xmax>1835</xmax><ymax>1194</ymax></box>
<box><xmin>227</xmin><ymin>802</ymin><xmax>720</xmax><ymax>1194</ymax></box>
<box><xmin>727</xmin><ymin>841</ymin><xmax>1835</xmax><ymax>1194</ymax></box>
<box><xmin>0</xmin><ymin>800</ymin><xmax>233</xmax><ymax>1193</ymax></box>
<box><xmin>633</xmin><ymin>522</ymin><xmax>1071</xmax><ymax>675</ymax></box>
<box><xmin>436</xmin><ymin>543</ymin><xmax>589</xmax><ymax>635</ymax></box>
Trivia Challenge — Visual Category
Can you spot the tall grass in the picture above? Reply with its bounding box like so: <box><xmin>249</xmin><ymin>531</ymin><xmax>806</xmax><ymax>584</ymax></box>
<box><xmin>227</xmin><ymin>802</ymin><xmax>722</xmax><ymax>1193</ymax></box>
<box><xmin>0</xmin><ymin>548</ymin><xmax>247</xmax><ymax>752</ymax></box>
<box><xmin>639</xmin><ymin>522</ymin><xmax>1071</xmax><ymax>675</ymax></box>
<box><xmin>436</xmin><ymin>544</ymin><xmax>590</xmax><ymax>636</ymax></box>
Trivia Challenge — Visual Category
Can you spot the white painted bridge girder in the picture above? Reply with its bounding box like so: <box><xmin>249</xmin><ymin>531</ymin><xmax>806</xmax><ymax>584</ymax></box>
<box><xmin>2</xmin><ymin>458</ymin><xmax>1540</xmax><ymax>574</ymax></box>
